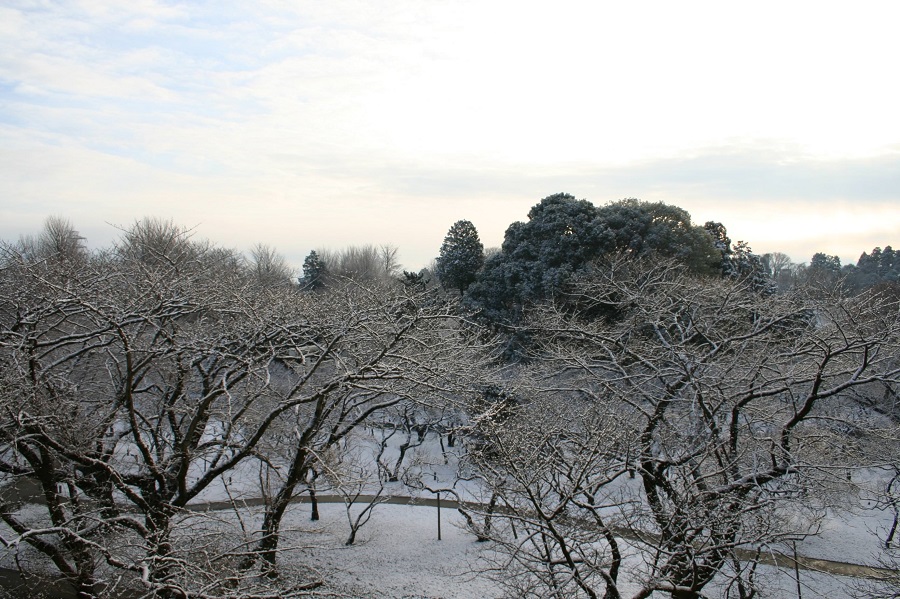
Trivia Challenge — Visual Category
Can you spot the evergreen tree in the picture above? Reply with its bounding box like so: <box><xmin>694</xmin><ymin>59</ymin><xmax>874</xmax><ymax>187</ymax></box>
<box><xmin>881</xmin><ymin>246</ymin><xmax>898</xmax><ymax>279</ymax></box>
<box><xmin>704</xmin><ymin>221</ymin><xmax>731</xmax><ymax>254</ymax></box>
<box><xmin>811</xmin><ymin>252</ymin><xmax>840</xmax><ymax>270</ymax></box>
<box><xmin>729</xmin><ymin>240</ymin><xmax>777</xmax><ymax>294</ymax></box>
<box><xmin>598</xmin><ymin>199</ymin><xmax>720</xmax><ymax>275</ymax></box>
<box><xmin>705</xmin><ymin>221</ymin><xmax>733</xmax><ymax>275</ymax></box>
<box><xmin>436</xmin><ymin>220</ymin><xmax>484</xmax><ymax>295</ymax></box>
<box><xmin>466</xmin><ymin>193</ymin><xmax>720</xmax><ymax>324</ymax></box>
<box><xmin>300</xmin><ymin>250</ymin><xmax>328</xmax><ymax>290</ymax></box>
<box><xmin>703</xmin><ymin>222</ymin><xmax>776</xmax><ymax>293</ymax></box>
<box><xmin>848</xmin><ymin>245</ymin><xmax>899</xmax><ymax>292</ymax></box>
<box><xmin>400</xmin><ymin>270</ymin><xmax>428</xmax><ymax>291</ymax></box>
<box><xmin>810</xmin><ymin>252</ymin><xmax>842</xmax><ymax>275</ymax></box>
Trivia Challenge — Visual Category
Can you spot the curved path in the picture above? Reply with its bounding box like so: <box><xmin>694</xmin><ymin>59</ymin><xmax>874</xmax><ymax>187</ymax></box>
<box><xmin>0</xmin><ymin>490</ymin><xmax>894</xmax><ymax>598</ymax></box>
<box><xmin>188</xmin><ymin>491</ymin><xmax>896</xmax><ymax>580</ymax></box>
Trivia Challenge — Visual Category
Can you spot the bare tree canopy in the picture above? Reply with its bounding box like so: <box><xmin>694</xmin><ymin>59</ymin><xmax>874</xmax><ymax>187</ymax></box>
<box><xmin>467</xmin><ymin>255</ymin><xmax>900</xmax><ymax>599</ymax></box>
<box><xmin>314</xmin><ymin>244</ymin><xmax>402</xmax><ymax>285</ymax></box>
<box><xmin>2</xmin><ymin>215</ymin><xmax>899</xmax><ymax>599</ymax></box>
<box><xmin>249</xmin><ymin>242</ymin><xmax>293</xmax><ymax>287</ymax></box>
<box><xmin>0</xmin><ymin>225</ymin><xmax>491</xmax><ymax>598</ymax></box>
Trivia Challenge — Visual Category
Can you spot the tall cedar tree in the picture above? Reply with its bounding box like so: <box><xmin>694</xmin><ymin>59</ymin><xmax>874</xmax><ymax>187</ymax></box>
<box><xmin>436</xmin><ymin>220</ymin><xmax>485</xmax><ymax>294</ymax></box>
<box><xmin>301</xmin><ymin>249</ymin><xmax>328</xmax><ymax>290</ymax></box>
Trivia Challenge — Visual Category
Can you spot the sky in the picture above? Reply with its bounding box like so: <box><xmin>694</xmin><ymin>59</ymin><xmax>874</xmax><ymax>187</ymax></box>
<box><xmin>1</xmin><ymin>1</ymin><xmax>899</xmax><ymax>271</ymax></box>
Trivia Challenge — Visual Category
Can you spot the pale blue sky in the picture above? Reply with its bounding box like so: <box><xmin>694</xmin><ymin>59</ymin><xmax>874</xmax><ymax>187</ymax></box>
<box><xmin>2</xmin><ymin>0</ymin><xmax>899</xmax><ymax>270</ymax></box>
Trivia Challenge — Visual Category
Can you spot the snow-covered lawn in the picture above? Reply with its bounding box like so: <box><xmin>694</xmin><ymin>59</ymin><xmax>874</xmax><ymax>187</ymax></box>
<box><xmin>1</xmin><ymin>427</ymin><xmax>894</xmax><ymax>598</ymax></box>
<box><xmin>269</xmin><ymin>499</ymin><xmax>867</xmax><ymax>599</ymax></box>
<box><xmin>182</xmin><ymin>428</ymin><xmax>898</xmax><ymax>598</ymax></box>
<box><xmin>284</xmin><ymin>502</ymin><xmax>501</xmax><ymax>598</ymax></box>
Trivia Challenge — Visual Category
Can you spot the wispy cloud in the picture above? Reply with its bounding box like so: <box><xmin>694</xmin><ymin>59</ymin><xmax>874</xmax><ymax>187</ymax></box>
<box><xmin>2</xmin><ymin>1</ymin><xmax>899</xmax><ymax>269</ymax></box>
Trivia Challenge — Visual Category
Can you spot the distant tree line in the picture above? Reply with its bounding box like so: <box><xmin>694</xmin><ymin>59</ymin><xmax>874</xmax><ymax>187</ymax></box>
<box><xmin>433</xmin><ymin>192</ymin><xmax>897</xmax><ymax>333</ymax></box>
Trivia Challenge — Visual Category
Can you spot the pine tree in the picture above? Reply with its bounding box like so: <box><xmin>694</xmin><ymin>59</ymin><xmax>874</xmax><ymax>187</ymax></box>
<box><xmin>436</xmin><ymin>220</ymin><xmax>484</xmax><ymax>295</ymax></box>
<box><xmin>300</xmin><ymin>250</ymin><xmax>328</xmax><ymax>290</ymax></box>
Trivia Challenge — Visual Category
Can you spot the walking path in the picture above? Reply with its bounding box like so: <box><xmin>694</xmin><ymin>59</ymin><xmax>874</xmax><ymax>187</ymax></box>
<box><xmin>188</xmin><ymin>491</ymin><xmax>896</xmax><ymax>580</ymax></box>
<box><xmin>1</xmin><ymin>480</ymin><xmax>895</xmax><ymax>598</ymax></box>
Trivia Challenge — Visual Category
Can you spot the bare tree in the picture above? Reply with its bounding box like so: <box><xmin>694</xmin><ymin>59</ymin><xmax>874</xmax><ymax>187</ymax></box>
<box><xmin>316</xmin><ymin>244</ymin><xmax>402</xmax><ymax>284</ymax></box>
<box><xmin>243</xmin><ymin>279</ymin><xmax>495</xmax><ymax>577</ymax></box>
<box><xmin>468</xmin><ymin>255</ymin><xmax>900</xmax><ymax>599</ymax></box>
<box><xmin>40</xmin><ymin>216</ymin><xmax>87</xmax><ymax>263</ymax></box>
<box><xmin>14</xmin><ymin>216</ymin><xmax>88</xmax><ymax>268</ymax></box>
<box><xmin>761</xmin><ymin>251</ymin><xmax>793</xmax><ymax>278</ymax></box>
<box><xmin>115</xmin><ymin>216</ymin><xmax>200</xmax><ymax>269</ymax></box>
<box><xmin>761</xmin><ymin>251</ymin><xmax>798</xmax><ymax>292</ymax></box>
<box><xmin>378</xmin><ymin>244</ymin><xmax>401</xmax><ymax>280</ymax></box>
<box><xmin>845</xmin><ymin>408</ymin><xmax>900</xmax><ymax>599</ymax></box>
<box><xmin>0</xmin><ymin>226</ymin><xmax>336</xmax><ymax>598</ymax></box>
<box><xmin>467</xmin><ymin>391</ymin><xmax>632</xmax><ymax>599</ymax></box>
<box><xmin>249</xmin><ymin>243</ymin><xmax>293</xmax><ymax>288</ymax></box>
<box><xmin>317</xmin><ymin>442</ymin><xmax>391</xmax><ymax>546</ymax></box>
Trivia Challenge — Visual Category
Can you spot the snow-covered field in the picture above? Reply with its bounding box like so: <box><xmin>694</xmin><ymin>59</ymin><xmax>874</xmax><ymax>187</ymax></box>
<box><xmin>285</xmin><ymin>502</ymin><xmax>500</xmax><ymax>598</ymax></box>
<box><xmin>200</xmin><ymin>429</ymin><xmax>892</xmax><ymax>599</ymax></box>
<box><xmin>194</xmin><ymin>428</ymin><xmax>898</xmax><ymax>566</ymax></box>
<box><xmin>1</xmin><ymin>428</ymin><xmax>894</xmax><ymax>598</ymax></box>
<box><xmin>262</xmin><ymin>499</ymin><xmax>867</xmax><ymax>599</ymax></box>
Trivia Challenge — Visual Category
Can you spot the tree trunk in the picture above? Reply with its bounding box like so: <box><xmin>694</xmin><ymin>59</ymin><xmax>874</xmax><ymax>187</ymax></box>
<box><xmin>32</xmin><ymin>456</ymin><xmax>101</xmax><ymax>599</ymax></box>
<box><xmin>253</xmin><ymin>448</ymin><xmax>310</xmax><ymax>577</ymax></box>
<box><xmin>144</xmin><ymin>501</ymin><xmax>178</xmax><ymax>598</ymax></box>
<box><xmin>257</xmin><ymin>495</ymin><xmax>290</xmax><ymax>578</ymax></box>
<box><xmin>309</xmin><ymin>486</ymin><xmax>319</xmax><ymax>521</ymax></box>
<box><xmin>479</xmin><ymin>492</ymin><xmax>497</xmax><ymax>542</ymax></box>
<box><xmin>390</xmin><ymin>440</ymin><xmax>409</xmax><ymax>482</ymax></box>
<box><xmin>345</xmin><ymin>525</ymin><xmax>358</xmax><ymax>546</ymax></box>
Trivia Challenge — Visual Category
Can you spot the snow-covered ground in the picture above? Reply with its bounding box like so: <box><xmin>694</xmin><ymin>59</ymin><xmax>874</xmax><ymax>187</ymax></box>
<box><xmin>191</xmin><ymin>428</ymin><xmax>892</xmax><ymax>598</ymax></box>
<box><xmin>268</xmin><ymin>499</ymin><xmax>867</xmax><ymax>599</ymax></box>
<box><xmin>285</xmin><ymin>502</ymin><xmax>500</xmax><ymax>598</ymax></box>
<box><xmin>1</xmin><ymin>497</ymin><xmax>868</xmax><ymax>599</ymax></box>
<box><xmin>181</xmin><ymin>430</ymin><xmax>891</xmax><ymax>599</ymax></box>
<box><xmin>193</xmin><ymin>427</ymin><xmax>898</xmax><ymax>567</ymax></box>
<box><xmin>2</xmin><ymin>427</ymin><xmax>895</xmax><ymax>598</ymax></box>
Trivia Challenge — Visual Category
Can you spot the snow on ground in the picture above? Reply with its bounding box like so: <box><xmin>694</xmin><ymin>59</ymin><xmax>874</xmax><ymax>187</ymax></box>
<box><xmin>279</xmin><ymin>502</ymin><xmax>501</xmax><ymax>599</ymax></box>
<box><xmin>272</xmin><ymin>498</ymin><xmax>867</xmax><ymax>599</ymax></box>
<box><xmin>792</xmin><ymin>503</ymin><xmax>888</xmax><ymax>567</ymax></box>
<box><xmin>702</xmin><ymin>561</ymin><xmax>863</xmax><ymax>599</ymax></box>
<box><xmin>2</xmin><ymin>427</ymin><xmax>895</xmax><ymax>598</ymax></box>
<box><xmin>259</xmin><ymin>430</ymin><xmax>896</xmax><ymax>598</ymax></box>
<box><xmin>0</xmin><ymin>478</ymin><xmax>882</xmax><ymax>599</ymax></box>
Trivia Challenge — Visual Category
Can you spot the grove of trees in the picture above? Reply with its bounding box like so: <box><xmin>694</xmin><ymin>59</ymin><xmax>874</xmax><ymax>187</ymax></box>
<box><xmin>1</xmin><ymin>199</ymin><xmax>898</xmax><ymax>599</ymax></box>
<box><xmin>465</xmin><ymin>195</ymin><xmax>721</xmax><ymax>327</ymax></box>
<box><xmin>468</xmin><ymin>255</ymin><xmax>900</xmax><ymax>598</ymax></box>
<box><xmin>0</xmin><ymin>218</ymin><xmax>491</xmax><ymax>598</ymax></box>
